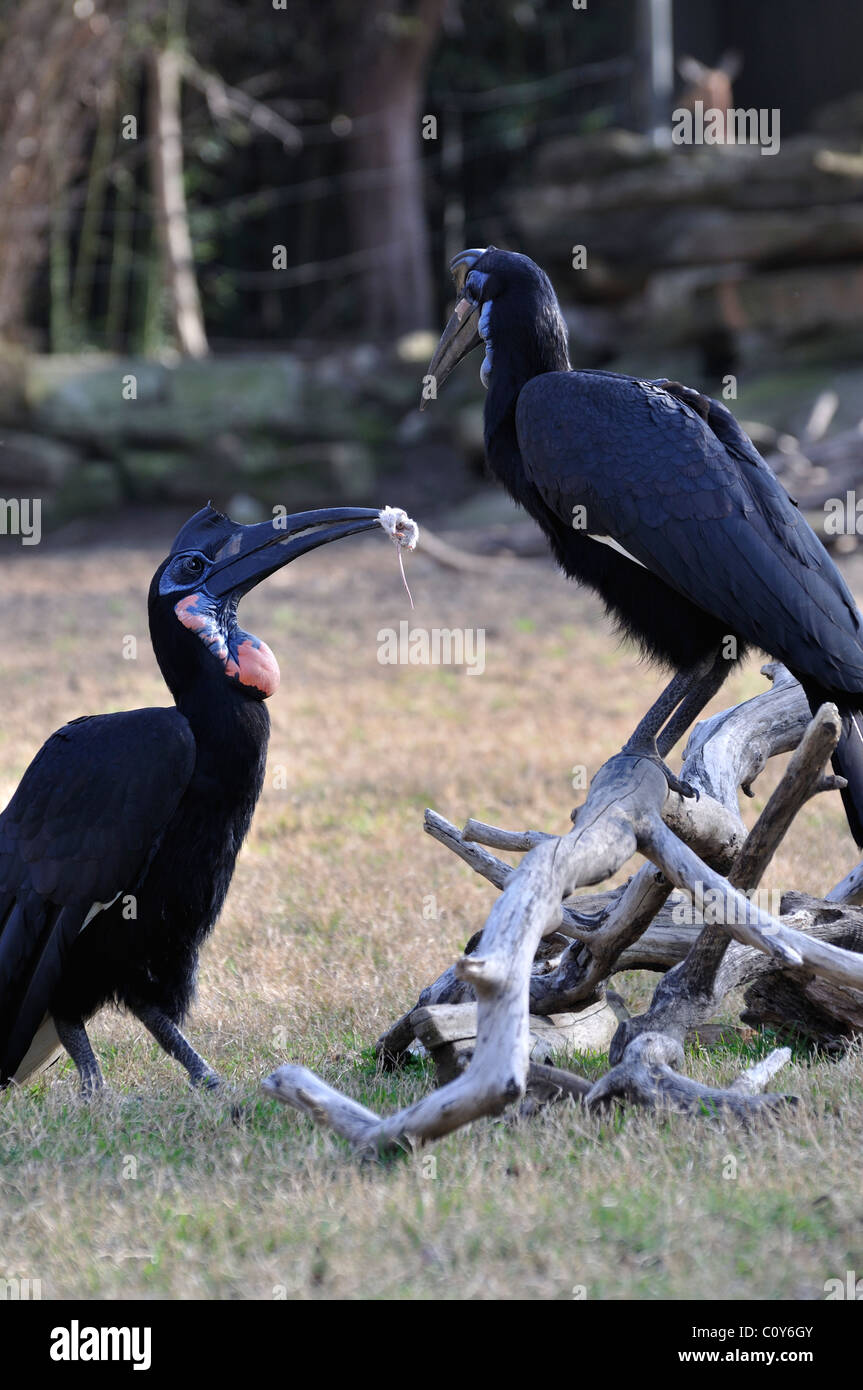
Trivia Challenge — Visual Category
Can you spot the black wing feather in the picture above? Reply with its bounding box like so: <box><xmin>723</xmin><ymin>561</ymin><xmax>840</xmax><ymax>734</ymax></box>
<box><xmin>0</xmin><ymin>707</ymin><xmax>196</xmax><ymax>1079</ymax></box>
<box><xmin>515</xmin><ymin>371</ymin><xmax>863</xmax><ymax>692</ymax></box>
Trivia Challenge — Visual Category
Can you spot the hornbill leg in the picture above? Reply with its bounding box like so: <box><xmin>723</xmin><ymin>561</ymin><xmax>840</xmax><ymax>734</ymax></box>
<box><xmin>621</xmin><ymin>658</ymin><xmax>720</xmax><ymax>799</ymax></box>
<box><xmin>132</xmin><ymin>1005</ymin><xmax>220</xmax><ymax>1090</ymax></box>
<box><xmin>55</xmin><ymin>1018</ymin><xmax>103</xmax><ymax>1096</ymax></box>
<box><xmin>656</xmin><ymin>653</ymin><xmax>729</xmax><ymax>758</ymax></box>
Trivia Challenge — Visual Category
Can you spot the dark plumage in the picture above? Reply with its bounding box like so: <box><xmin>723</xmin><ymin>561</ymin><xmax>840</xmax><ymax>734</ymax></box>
<box><xmin>0</xmin><ymin>502</ymin><xmax>388</xmax><ymax>1091</ymax></box>
<box><xmin>424</xmin><ymin>246</ymin><xmax>863</xmax><ymax>844</ymax></box>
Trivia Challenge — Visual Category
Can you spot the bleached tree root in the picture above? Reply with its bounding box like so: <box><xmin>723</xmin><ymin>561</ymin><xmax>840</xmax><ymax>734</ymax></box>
<box><xmin>584</xmin><ymin>1033</ymin><xmax>795</xmax><ymax>1118</ymax></box>
<box><xmin>264</xmin><ymin>667</ymin><xmax>863</xmax><ymax>1152</ymax></box>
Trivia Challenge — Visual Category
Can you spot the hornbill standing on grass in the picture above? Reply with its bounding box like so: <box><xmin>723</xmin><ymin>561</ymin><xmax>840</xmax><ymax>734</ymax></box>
<box><xmin>0</xmin><ymin>502</ymin><xmax>408</xmax><ymax>1093</ymax></box>
<box><xmin>422</xmin><ymin>246</ymin><xmax>863</xmax><ymax>844</ymax></box>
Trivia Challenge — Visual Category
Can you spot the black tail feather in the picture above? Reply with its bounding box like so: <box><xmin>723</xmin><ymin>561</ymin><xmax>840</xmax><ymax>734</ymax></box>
<box><xmin>831</xmin><ymin>709</ymin><xmax>863</xmax><ymax>849</ymax></box>
<box><xmin>804</xmin><ymin>686</ymin><xmax>863</xmax><ymax>848</ymax></box>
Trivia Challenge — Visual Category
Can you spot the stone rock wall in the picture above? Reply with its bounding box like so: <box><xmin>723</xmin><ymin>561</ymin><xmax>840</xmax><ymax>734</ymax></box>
<box><xmin>0</xmin><ymin>342</ymin><xmax>488</xmax><ymax>527</ymax></box>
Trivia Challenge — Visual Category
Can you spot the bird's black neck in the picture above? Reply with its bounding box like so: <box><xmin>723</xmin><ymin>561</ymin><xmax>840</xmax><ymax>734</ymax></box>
<box><xmin>176</xmin><ymin>676</ymin><xmax>270</xmax><ymax>800</ymax></box>
<box><xmin>484</xmin><ymin>317</ymin><xmax>570</xmax><ymax>510</ymax></box>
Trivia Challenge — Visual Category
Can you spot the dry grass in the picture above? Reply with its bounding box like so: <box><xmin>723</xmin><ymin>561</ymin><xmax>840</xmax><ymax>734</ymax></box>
<box><xmin>1</xmin><ymin>519</ymin><xmax>862</xmax><ymax>1300</ymax></box>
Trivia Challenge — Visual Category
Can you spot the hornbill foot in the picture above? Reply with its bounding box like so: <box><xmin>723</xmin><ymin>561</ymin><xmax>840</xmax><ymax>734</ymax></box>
<box><xmin>620</xmin><ymin>738</ymin><xmax>699</xmax><ymax>800</ymax></box>
<box><xmin>189</xmin><ymin>1069</ymin><xmax>221</xmax><ymax>1092</ymax></box>
<box><xmin>131</xmin><ymin>1005</ymin><xmax>219</xmax><ymax>1090</ymax></box>
<box><xmin>55</xmin><ymin>1018</ymin><xmax>104</xmax><ymax>1098</ymax></box>
<box><xmin>76</xmin><ymin>1075</ymin><xmax>105</xmax><ymax>1101</ymax></box>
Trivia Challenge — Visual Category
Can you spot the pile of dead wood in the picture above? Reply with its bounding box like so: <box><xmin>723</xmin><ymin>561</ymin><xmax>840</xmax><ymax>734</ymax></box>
<box><xmin>263</xmin><ymin>663</ymin><xmax>863</xmax><ymax>1152</ymax></box>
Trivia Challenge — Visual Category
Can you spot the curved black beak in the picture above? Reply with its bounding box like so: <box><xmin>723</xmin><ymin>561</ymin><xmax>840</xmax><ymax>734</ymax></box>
<box><xmin>205</xmin><ymin>507</ymin><xmax>384</xmax><ymax>598</ymax></box>
<box><xmin>420</xmin><ymin>297</ymin><xmax>482</xmax><ymax>410</ymax></box>
<box><xmin>420</xmin><ymin>246</ymin><xmax>490</xmax><ymax>410</ymax></box>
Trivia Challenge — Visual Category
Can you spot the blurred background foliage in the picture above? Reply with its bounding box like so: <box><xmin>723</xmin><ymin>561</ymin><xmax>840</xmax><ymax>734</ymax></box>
<box><xmin>2</xmin><ymin>0</ymin><xmax>863</xmax><ymax>526</ymax></box>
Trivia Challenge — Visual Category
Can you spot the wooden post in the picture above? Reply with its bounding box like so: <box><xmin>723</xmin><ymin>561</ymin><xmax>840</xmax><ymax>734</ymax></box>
<box><xmin>633</xmin><ymin>0</ymin><xmax>675</xmax><ymax>147</ymax></box>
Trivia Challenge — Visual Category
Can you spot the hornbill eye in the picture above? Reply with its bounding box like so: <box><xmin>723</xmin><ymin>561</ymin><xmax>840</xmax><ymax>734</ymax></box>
<box><xmin>181</xmin><ymin>555</ymin><xmax>205</xmax><ymax>577</ymax></box>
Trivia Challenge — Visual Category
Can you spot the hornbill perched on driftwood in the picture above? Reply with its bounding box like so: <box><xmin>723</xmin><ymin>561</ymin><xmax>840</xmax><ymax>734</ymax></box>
<box><xmin>422</xmin><ymin>246</ymin><xmax>863</xmax><ymax>845</ymax></box>
<box><xmin>0</xmin><ymin>502</ymin><xmax>415</xmax><ymax>1094</ymax></box>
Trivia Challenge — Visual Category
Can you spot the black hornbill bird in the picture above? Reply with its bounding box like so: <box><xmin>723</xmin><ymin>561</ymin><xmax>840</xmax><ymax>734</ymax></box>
<box><xmin>0</xmin><ymin>502</ymin><xmax>403</xmax><ymax>1093</ymax></box>
<box><xmin>423</xmin><ymin>246</ymin><xmax>863</xmax><ymax>844</ymax></box>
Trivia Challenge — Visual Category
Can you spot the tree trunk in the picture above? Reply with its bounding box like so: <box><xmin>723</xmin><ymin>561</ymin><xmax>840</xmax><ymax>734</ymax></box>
<box><xmin>148</xmin><ymin>46</ymin><xmax>208</xmax><ymax>358</ymax></box>
<box><xmin>339</xmin><ymin>0</ymin><xmax>445</xmax><ymax>337</ymax></box>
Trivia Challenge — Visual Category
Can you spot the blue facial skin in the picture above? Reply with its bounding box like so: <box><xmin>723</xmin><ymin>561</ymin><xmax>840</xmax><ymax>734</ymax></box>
<box><xmin>171</xmin><ymin>587</ymin><xmax>276</xmax><ymax>695</ymax></box>
<box><xmin>463</xmin><ymin>268</ymin><xmax>493</xmax><ymax>389</ymax></box>
<box><xmin>478</xmin><ymin>300</ymin><xmax>493</xmax><ymax>388</ymax></box>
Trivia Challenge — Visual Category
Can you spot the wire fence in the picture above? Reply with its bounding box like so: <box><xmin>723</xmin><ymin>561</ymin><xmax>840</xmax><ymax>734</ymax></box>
<box><xmin>22</xmin><ymin>48</ymin><xmax>637</xmax><ymax>342</ymax></box>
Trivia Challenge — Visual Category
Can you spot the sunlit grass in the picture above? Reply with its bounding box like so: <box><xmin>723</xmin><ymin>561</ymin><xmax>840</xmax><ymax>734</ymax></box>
<box><xmin>0</xmin><ymin>532</ymin><xmax>861</xmax><ymax>1298</ymax></box>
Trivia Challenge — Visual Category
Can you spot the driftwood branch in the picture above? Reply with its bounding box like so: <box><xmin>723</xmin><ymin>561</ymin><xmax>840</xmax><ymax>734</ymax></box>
<box><xmin>264</xmin><ymin>667</ymin><xmax>863</xmax><ymax>1151</ymax></box>
<box><xmin>586</xmin><ymin>1033</ymin><xmax>794</xmax><ymax>1118</ymax></box>
<box><xmin>611</xmin><ymin>701</ymin><xmax>845</xmax><ymax>1059</ymax></box>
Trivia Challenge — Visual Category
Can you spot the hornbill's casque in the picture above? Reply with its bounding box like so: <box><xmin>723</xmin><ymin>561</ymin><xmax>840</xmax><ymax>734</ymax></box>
<box><xmin>0</xmin><ymin>502</ymin><xmax>405</xmax><ymax>1093</ymax></box>
<box><xmin>423</xmin><ymin>246</ymin><xmax>863</xmax><ymax>844</ymax></box>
